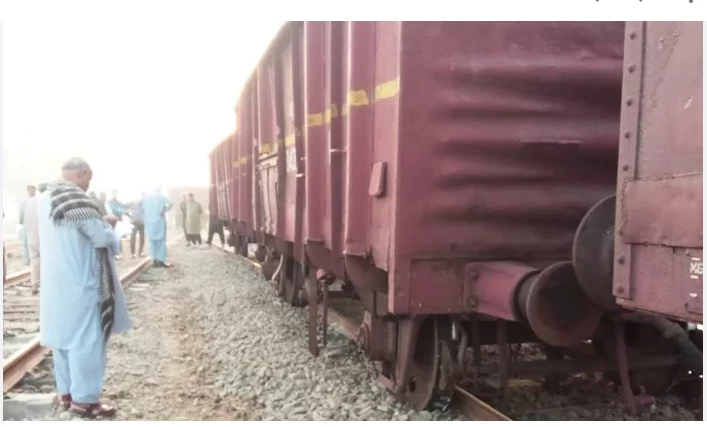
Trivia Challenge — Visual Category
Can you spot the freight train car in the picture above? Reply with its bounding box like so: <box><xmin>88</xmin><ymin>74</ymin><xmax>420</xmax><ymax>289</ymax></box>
<box><xmin>214</xmin><ymin>21</ymin><xmax>703</xmax><ymax>411</ymax></box>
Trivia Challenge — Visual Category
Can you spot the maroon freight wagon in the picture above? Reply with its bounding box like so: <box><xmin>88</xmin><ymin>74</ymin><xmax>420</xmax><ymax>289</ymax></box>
<box><xmin>212</xmin><ymin>134</ymin><xmax>234</xmax><ymax>224</ymax></box>
<box><xmin>613</xmin><ymin>21</ymin><xmax>703</xmax><ymax>325</ymax></box>
<box><xmin>217</xmin><ymin>21</ymin><xmax>702</xmax><ymax>411</ymax></box>
<box><xmin>208</xmin><ymin>147</ymin><xmax>219</xmax><ymax>220</ymax></box>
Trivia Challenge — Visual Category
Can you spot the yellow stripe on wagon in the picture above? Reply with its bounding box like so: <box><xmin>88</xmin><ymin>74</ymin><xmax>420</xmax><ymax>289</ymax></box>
<box><xmin>256</xmin><ymin>75</ymin><xmax>401</xmax><ymax>156</ymax></box>
<box><xmin>374</xmin><ymin>77</ymin><xmax>400</xmax><ymax>102</ymax></box>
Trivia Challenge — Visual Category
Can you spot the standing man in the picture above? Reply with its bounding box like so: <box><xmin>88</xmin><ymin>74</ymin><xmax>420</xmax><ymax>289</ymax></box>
<box><xmin>143</xmin><ymin>187</ymin><xmax>173</xmax><ymax>268</ymax></box>
<box><xmin>25</xmin><ymin>183</ymin><xmax>47</xmax><ymax>294</ymax></box>
<box><xmin>130</xmin><ymin>192</ymin><xmax>146</xmax><ymax>258</ymax></box>
<box><xmin>107</xmin><ymin>191</ymin><xmax>129</xmax><ymax>259</ymax></box>
<box><xmin>38</xmin><ymin>158</ymin><xmax>130</xmax><ymax>417</ymax></box>
<box><xmin>18</xmin><ymin>185</ymin><xmax>37</xmax><ymax>266</ymax></box>
<box><xmin>206</xmin><ymin>201</ymin><xmax>225</xmax><ymax>248</ymax></box>
<box><xmin>184</xmin><ymin>193</ymin><xmax>203</xmax><ymax>245</ymax></box>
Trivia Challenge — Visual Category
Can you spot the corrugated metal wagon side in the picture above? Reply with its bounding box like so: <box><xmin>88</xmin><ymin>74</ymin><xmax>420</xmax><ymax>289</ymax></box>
<box><xmin>304</xmin><ymin>21</ymin><xmax>349</xmax><ymax>282</ymax></box>
<box><xmin>613</xmin><ymin>22</ymin><xmax>703</xmax><ymax>324</ymax></box>
<box><xmin>215</xmin><ymin>139</ymin><xmax>230</xmax><ymax>223</ymax></box>
<box><xmin>230</xmin><ymin>84</ymin><xmax>257</xmax><ymax>256</ymax></box>
<box><xmin>209</xmin><ymin>148</ymin><xmax>218</xmax><ymax>220</ymax></box>
<box><xmin>334</xmin><ymin>22</ymin><xmax>633</xmax><ymax>409</ymax></box>
<box><xmin>216</xmin><ymin>21</ymin><xmax>702</xmax><ymax>412</ymax></box>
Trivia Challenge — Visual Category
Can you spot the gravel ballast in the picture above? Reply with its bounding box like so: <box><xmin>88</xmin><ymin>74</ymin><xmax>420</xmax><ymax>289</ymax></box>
<box><xmin>15</xmin><ymin>242</ymin><xmax>700</xmax><ymax>421</ymax></box>
<box><xmin>32</xmin><ymin>244</ymin><xmax>459</xmax><ymax>421</ymax></box>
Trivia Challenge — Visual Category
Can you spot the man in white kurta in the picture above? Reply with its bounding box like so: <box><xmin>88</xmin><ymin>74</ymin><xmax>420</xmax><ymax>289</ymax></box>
<box><xmin>24</xmin><ymin>183</ymin><xmax>46</xmax><ymax>294</ymax></box>
<box><xmin>39</xmin><ymin>158</ymin><xmax>131</xmax><ymax>418</ymax></box>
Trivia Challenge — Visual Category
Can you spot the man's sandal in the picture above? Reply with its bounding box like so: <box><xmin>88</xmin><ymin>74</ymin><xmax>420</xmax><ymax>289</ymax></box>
<box><xmin>55</xmin><ymin>394</ymin><xmax>72</xmax><ymax>410</ymax></box>
<box><xmin>69</xmin><ymin>402</ymin><xmax>117</xmax><ymax>418</ymax></box>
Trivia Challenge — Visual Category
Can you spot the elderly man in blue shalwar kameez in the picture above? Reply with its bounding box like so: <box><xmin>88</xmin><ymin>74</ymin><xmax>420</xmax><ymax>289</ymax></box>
<box><xmin>143</xmin><ymin>187</ymin><xmax>173</xmax><ymax>267</ymax></box>
<box><xmin>38</xmin><ymin>158</ymin><xmax>131</xmax><ymax>418</ymax></box>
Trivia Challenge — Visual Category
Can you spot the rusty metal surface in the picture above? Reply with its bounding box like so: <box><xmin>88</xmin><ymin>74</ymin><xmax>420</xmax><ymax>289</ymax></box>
<box><xmin>521</xmin><ymin>261</ymin><xmax>603</xmax><ymax>347</ymax></box>
<box><xmin>454</xmin><ymin>386</ymin><xmax>512</xmax><ymax>421</ymax></box>
<box><xmin>462</xmin><ymin>262</ymin><xmax>538</xmax><ymax>321</ymax></box>
<box><xmin>614</xmin><ymin>21</ymin><xmax>703</xmax><ymax>324</ymax></box>
<box><xmin>3</xmin><ymin>337</ymin><xmax>50</xmax><ymax>393</ymax></box>
<box><xmin>221</xmin><ymin>21</ymin><xmax>628</xmax><ymax>319</ymax></box>
<box><xmin>235</xmin><ymin>84</ymin><xmax>255</xmax><ymax>236</ymax></box>
<box><xmin>621</xmin><ymin>175</ymin><xmax>702</xmax><ymax>248</ymax></box>
<box><xmin>573</xmin><ymin>195</ymin><xmax>618</xmax><ymax>310</ymax></box>
<box><xmin>256</xmin><ymin>61</ymin><xmax>279</xmax><ymax>238</ymax></box>
<box><xmin>386</xmin><ymin>22</ymin><xmax>625</xmax><ymax>315</ymax></box>
<box><xmin>304</xmin><ymin>21</ymin><xmax>347</xmax><ymax>279</ymax></box>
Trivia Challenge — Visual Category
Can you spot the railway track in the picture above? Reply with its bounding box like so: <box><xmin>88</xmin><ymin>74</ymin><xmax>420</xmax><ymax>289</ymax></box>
<box><xmin>3</xmin><ymin>258</ymin><xmax>153</xmax><ymax>393</ymax></box>
<box><xmin>4</xmin><ymin>270</ymin><xmax>31</xmax><ymax>287</ymax></box>
<box><xmin>3</xmin><ymin>235</ymin><xmax>183</xmax><ymax>395</ymax></box>
<box><xmin>218</xmin><ymin>246</ymin><xmax>511</xmax><ymax>421</ymax></box>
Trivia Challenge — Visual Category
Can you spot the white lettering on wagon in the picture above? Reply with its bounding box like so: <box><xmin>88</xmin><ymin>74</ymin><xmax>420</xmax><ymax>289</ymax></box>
<box><xmin>689</xmin><ymin>257</ymin><xmax>702</xmax><ymax>280</ymax></box>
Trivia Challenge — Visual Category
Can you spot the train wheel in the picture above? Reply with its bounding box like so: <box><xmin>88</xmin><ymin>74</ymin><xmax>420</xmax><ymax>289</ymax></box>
<box><xmin>401</xmin><ymin>317</ymin><xmax>460</xmax><ymax>411</ymax></box>
<box><xmin>261</xmin><ymin>250</ymin><xmax>279</xmax><ymax>281</ymax></box>
<box><xmin>254</xmin><ymin>245</ymin><xmax>266</xmax><ymax>263</ymax></box>
<box><xmin>281</xmin><ymin>258</ymin><xmax>305</xmax><ymax>307</ymax></box>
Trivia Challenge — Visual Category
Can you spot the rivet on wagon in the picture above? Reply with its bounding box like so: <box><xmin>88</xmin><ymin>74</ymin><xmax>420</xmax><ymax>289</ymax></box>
<box><xmin>617</xmin><ymin>286</ymin><xmax>625</xmax><ymax>294</ymax></box>
<box><xmin>468</xmin><ymin>269</ymin><xmax>479</xmax><ymax>280</ymax></box>
<box><xmin>618</xmin><ymin>255</ymin><xmax>626</xmax><ymax>265</ymax></box>
<box><xmin>468</xmin><ymin>298</ymin><xmax>479</xmax><ymax>308</ymax></box>
<box><xmin>624</xmin><ymin>131</ymin><xmax>631</xmax><ymax>139</ymax></box>
<box><xmin>628</xmin><ymin>63</ymin><xmax>636</xmax><ymax>73</ymax></box>
<box><xmin>626</xmin><ymin>97</ymin><xmax>633</xmax><ymax>106</ymax></box>
<box><xmin>622</xmin><ymin>163</ymin><xmax>629</xmax><ymax>171</ymax></box>
<box><xmin>629</xmin><ymin>32</ymin><xmax>637</xmax><ymax>40</ymax></box>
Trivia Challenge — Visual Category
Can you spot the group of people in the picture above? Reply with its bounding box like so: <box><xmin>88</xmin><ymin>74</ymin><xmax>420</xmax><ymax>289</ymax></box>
<box><xmin>16</xmin><ymin>157</ymin><xmax>174</xmax><ymax>417</ymax></box>
<box><xmin>87</xmin><ymin>190</ymin><xmax>146</xmax><ymax>260</ymax></box>
<box><xmin>176</xmin><ymin>193</ymin><xmax>226</xmax><ymax>248</ymax></box>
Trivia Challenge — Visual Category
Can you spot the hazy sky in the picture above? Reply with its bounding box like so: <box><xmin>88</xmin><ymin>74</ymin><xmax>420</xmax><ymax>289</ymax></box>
<box><xmin>3</xmin><ymin>2</ymin><xmax>283</xmax><ymax>205</ymax></box>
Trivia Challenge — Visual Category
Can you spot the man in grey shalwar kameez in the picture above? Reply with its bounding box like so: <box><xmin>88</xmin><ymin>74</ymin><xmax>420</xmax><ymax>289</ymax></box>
<box><xmin>38</xmin><ymin>158</ymin><xmax>131</xmax><ymax>418</ymax></box>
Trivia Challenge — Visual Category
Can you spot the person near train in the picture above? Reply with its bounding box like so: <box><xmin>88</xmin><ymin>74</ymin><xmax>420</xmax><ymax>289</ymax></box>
<box><xmin>107</xmin><ymin>191</ymin><xmax>130</xmax><ymax>259</ymax></box>
<box><xmin>24</xmin><ymin>183</ymin><xmax>47</xmax><ymax>294</ymax></box>
<box><xmin>206</xmin><ymin>209</ymin><xmax>225</xmax><ymax>248</ymax></box>
<box><xmin>184</xmin><ymin>193</ymin><xmax>203</xmax><ymax>246</ymax></box>
<box><xmin>18</xmin><ymin>184</ymin><xmax>37</xmax><ymax>266</ymax></box>
<box><xmin>143</xmin><ymin>186</ymin><xmax>173</xmax><ymax>267</ymax></box>
<box><xmin>38</xmin><ymin>157</ymin><xmax>130</xmax><ymax>418</ymax></box>
<box><xmin>129</xmin><ymin>192</ymin><xmax>146</xmax><ymax>258</ymax></box>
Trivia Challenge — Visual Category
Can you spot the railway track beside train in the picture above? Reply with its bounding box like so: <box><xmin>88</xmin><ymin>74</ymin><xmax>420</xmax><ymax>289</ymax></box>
<box><xmin>3</xmin><ymin>236</ymin><xmax>183</xmax><ymax>395</ymax></box>
<box><xmin>218</xmin><ymin>245</ymin><xmax>702</xmax><ymax>421</ymax></box>
<box><xmin>217</xmin><ymin>246</ymin><xmax>511</xmax><ymax>421</ymax></box>
<box><xmin>4</xmin><ymin>270</ymin><xmax>31</xmax><ymax>288</ymax></box>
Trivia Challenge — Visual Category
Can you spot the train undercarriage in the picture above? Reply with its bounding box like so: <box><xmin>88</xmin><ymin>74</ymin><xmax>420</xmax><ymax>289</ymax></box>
<box><xmin>229</xmin><ymin>234</ymin><xmax>703</xmax><ymax>414</ymax></box>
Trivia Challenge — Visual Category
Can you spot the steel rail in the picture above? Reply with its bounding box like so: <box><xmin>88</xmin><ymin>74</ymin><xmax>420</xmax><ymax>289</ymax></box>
<box><xmin>5</xmin><ymin>270</ymin><xmax>31</xmax><ymax>287</ymax></box>
<box><xmin>222</xmin><ymin>247</ymin><xmax>511</xmax><ymax>421</ymax></box>
<box><xmin>3</xmin><ymin>236</ymin><xmax>182</xmax><ymax>393</ymax></box>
